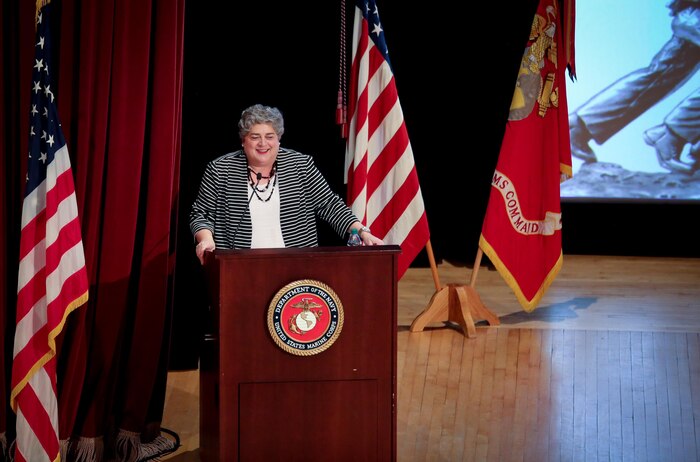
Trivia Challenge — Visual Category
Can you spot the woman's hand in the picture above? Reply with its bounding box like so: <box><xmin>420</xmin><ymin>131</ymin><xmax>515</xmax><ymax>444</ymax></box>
<box><xmin>352</xmin><ymin>222</ymin><xmax>384</xmax><ymax>246</ymax></box>
<box><xmin>361</xmin><ymin>231</ymin><xmax>384</xmax><ymax>246</ymax></box>
<box><xmin>195</xmin><ymin>239</ymin><xmax>215</xmax><ymax>265</ymax></box>
<box><xmin>194</xmin><ymin>229</ymin><xmax>216</xmax><ymax>264</ymax></box>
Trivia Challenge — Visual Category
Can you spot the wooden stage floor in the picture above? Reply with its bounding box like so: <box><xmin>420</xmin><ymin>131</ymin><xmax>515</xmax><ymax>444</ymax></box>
<box><xmin>161</xmin><ymin>254</ymin><xmax>700</xmax><ymax>461</ymax></box>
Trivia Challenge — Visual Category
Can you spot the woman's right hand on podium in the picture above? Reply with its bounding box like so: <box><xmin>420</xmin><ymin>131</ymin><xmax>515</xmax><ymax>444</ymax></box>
<box><xmin>194</xmin><ymin>229</ymin><xmax>216</xmax><ymax>265</ymax></box>
<box><xmin>195</xmin><ymin>240</ymin><xmax>215</xmax><ymax>265</ymax></box>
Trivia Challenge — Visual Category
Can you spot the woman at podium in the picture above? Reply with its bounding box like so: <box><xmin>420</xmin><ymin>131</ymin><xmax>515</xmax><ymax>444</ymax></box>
<box><xmin>189</xmin><ymin>103</ymin><xmax>383</xmax><ymax>263</ymax></box>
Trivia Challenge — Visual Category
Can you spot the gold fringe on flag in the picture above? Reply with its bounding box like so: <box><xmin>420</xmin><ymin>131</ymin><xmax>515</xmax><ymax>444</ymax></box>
<box><xmin>35</xmin><ymin>0</ymin><xmax>51</xmax><ymax>28</ymax></box>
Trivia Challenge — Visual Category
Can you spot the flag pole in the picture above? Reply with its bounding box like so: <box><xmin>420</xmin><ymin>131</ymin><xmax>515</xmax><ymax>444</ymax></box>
<box><xmin>410</xmin><ymin>243</ymin><xmax>500</xmax><ymax>338</ymax></box>
<box><xmin>424</xmin><ymin>240</ymin><xmax>441</xmax><ymax>292</ymax></box>
<box><xmin>468</xmin><ymin>248</ymin><xmax>484</xmax><ymax>287</ymax></box>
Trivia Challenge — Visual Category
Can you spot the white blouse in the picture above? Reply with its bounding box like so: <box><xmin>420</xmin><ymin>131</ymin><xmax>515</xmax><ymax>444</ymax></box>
<box><xmin>249</xmin><ymin>179</ymin><xmax>285</xmax><ymax>248</ymax></box>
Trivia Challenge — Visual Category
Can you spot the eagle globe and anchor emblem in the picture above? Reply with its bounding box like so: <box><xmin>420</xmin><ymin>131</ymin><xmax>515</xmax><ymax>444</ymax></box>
<box><xmin>267</xmin><ymin>279</ymin><xmax>344</xmax><ymax>356</ymax></box>
<box><xmin>289</xmin><ymin>297</ymin><xmax>322</xmax><ymax>334</ymax></box>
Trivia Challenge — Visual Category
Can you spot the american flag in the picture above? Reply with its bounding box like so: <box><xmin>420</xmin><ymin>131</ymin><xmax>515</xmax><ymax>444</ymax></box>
<box><xmin>344</xmin><ymin>0</ymin><xmax>430</xmax><ymax>279</ymax></box>
<box><xmin>11</xmin><ymin>2</ymin><xmax>89</xmax><ymax>461</ymax></box>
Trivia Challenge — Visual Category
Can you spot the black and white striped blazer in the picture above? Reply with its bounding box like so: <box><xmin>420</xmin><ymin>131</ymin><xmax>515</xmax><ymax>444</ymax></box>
<box><xmin>189</xmin><ymin>148</ymin><xmax>358</xmax><ymax>249</ymax></box>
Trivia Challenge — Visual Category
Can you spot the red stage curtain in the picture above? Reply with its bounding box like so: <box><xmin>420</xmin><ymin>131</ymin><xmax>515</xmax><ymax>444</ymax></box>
<box><xmin>1</xmin><ymin>0</ymin><xmax>184</xmax><ymax>460</ymax></box>
<box><xmin>0</xmin><ymin>0</ymin><xmax>7</xmax><ymax>438</ymax></box>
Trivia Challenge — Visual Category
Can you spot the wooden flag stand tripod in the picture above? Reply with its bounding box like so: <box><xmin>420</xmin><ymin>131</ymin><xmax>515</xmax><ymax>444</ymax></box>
<box><xmin>410</xmin><ymin>241</ymin><xmax>500</xmax><ymax>338</ymax></box>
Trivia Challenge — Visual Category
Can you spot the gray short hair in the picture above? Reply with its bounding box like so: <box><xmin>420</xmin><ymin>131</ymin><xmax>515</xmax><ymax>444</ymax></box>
<box><xmin>238</xmin><ymin>104</ymin><xmax>285</xmax><ymax>140</ymax></box>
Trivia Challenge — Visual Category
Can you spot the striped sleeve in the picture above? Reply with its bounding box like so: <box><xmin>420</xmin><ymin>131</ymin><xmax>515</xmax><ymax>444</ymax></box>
<box><xmin>189</xmin><ymin>151</ymin><xmax>251</xmax><ymax>248</ymax></box>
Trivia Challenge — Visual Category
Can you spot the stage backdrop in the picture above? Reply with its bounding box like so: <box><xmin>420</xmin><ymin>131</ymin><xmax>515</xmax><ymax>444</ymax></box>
<box><xmin>171</xmin><ymin>0</ymin><xmax>542</xmax><ymax>369</ymax></box>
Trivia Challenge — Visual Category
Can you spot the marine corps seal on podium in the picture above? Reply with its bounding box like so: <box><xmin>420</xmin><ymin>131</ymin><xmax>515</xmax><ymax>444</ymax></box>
<box><xmin>267</xmin><ymin>279</ymin><xmax>344</xmax><ymax>356</ymax></box>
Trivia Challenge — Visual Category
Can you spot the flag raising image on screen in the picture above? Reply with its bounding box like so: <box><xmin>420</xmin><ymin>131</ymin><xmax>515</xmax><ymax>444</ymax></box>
<box><xmin>479</xmin><ymin>0</ymin><xmax>574</xmax><ymax>312</ymax></box>
<box><xmin>343</xmin><ymin>0</ymin><xmax>430</xmax><ymax>280</ymax></box>
<box><xmin>11</xmin><ymin>2</ymin><xmax>89</xmax><ymax>461</ymax></box>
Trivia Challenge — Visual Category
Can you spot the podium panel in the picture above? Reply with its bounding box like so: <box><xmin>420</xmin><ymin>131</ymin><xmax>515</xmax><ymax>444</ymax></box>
<box><xmin>239</xmin><ymin>380</ymin><xmax>378</xmax><ymax>460</ymax></box>
<box><xmin>200</xmin><ymin>246</ymin><xmax>400</xmax><ymax>462</ymax></box>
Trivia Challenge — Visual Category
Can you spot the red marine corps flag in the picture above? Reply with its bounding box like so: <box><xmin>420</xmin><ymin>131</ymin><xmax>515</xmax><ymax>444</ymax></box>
<box><xmin>479</xmin><ymin>0</ymin><xmax>575</xmax><ymax>311</ymax></box>
<box><xmin>343</xmin><ymin>0</ymin><xmax>430</xmax><ymax>279</ymax></box>
<box><xmin>11</xmin><ymin>1</ymin><xmax>89</xmax><ymax>460</ymax></box>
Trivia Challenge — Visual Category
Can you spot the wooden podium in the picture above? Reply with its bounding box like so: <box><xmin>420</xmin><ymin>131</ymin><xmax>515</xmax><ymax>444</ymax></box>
<box><xmin>200</xmin><ymin>245</ymin><xmax>401</xmax><ymax>462</ymax></box>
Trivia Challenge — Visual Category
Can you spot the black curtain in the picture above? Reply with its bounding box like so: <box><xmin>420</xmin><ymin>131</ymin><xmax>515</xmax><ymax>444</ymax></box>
<box><xmin>170</xmin><ymin>0</ymin><xmax>540</xmax><ymax>369</ymax></box>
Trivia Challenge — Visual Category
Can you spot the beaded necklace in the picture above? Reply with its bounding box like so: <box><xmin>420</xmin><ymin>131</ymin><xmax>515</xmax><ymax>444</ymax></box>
<box><xmin>247</xmin><ymin>161</ymin><xmax>278</xmax><ymax>202</ymax></box>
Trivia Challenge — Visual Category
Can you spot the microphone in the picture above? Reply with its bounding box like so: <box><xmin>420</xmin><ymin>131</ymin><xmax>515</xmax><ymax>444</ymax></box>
<box><xmin>248</xmin><ymin>166</ymin><xmax>271</xmax><ymax>181</ymax></box>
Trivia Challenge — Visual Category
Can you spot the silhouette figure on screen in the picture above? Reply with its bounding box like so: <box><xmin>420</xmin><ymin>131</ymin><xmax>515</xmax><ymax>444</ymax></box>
<box><xmin>643</xmin><ymin>87</ymin><xmax>700</xmax><ymax>172</ymax></box>
<box><xmin>568</xmin><ymin>0</ymin><xmax>700</xmax><ymax>174</ymax></box>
